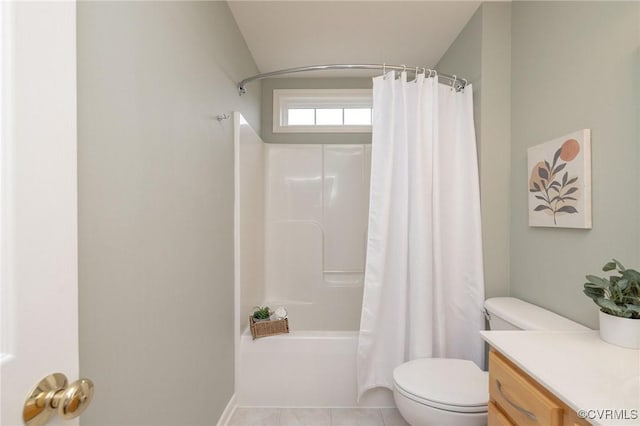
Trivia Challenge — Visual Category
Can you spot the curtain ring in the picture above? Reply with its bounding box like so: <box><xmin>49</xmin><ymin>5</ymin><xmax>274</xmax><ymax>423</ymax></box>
<box><xmin>451</xmin><ymin>75</ymin><xmax>457</xmax><ymax>91</ymax></box>
<box><xmin>415</xmin><ymin>67</ymin><xmax>419</xmax><ymax>82</ymax></box>
<box><xmin>403</xmin><ymin>64</ymin><xmax>406</xmax><ymax>73</ymax></box>
<box><xmin>461</xmin><ymin>78</ymin><xmax>468</xmax><ymax>91</ymax></box>
<box><xmin>382</xmin><ymin>63</ymin><xmax>386</xmax><ymax>78</ymax></box>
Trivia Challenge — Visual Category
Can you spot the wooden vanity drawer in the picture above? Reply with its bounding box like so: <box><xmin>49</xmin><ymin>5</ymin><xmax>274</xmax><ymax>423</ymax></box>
<box><xmin>489</xmin><ymin>350</ymin><xmax>563</xmax><ymax>426</ymax></box>
<box><xmin>489</xmin><ymin>401</ymin><xmax>515</xmax><ymax>426</ymax></box>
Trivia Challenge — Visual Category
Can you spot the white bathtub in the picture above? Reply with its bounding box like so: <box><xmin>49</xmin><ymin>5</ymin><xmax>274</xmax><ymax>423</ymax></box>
<box><xmin>235</xmin><ymin>118</ymin><xmax>389</xmax><ymax>408</ymax></box>
<box><xmin>237</xmin><ymin>329</ymin><xmax>394</xmax><ymax>408</ymax></box>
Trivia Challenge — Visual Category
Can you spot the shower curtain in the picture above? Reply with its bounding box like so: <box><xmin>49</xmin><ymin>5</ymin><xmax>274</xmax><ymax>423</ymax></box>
<box><xmin>357</xmin><ymin>72</ymin><xmax>485</xmax><ymax>398</ymax></box>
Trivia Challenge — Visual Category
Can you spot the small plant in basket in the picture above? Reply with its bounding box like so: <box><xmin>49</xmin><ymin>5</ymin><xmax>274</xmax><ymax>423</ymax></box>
<box><xmin>252</xmin><ymin>306</ymin><xmax>271</xmax><ymax>322</ymax></box>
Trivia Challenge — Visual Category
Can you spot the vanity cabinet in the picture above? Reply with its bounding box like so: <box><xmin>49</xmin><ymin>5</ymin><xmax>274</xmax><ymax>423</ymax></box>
<box><xmin>488</xmin><ymin>349</ymin><xmax>591</xmax><ymax>426</ymax></box>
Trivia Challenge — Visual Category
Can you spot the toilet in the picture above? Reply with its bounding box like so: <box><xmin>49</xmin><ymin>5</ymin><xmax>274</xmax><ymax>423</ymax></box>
<box><xmin>392</xmin><ymin>297</ymin><xmax>589</xmax><ymax>426</ymax></box>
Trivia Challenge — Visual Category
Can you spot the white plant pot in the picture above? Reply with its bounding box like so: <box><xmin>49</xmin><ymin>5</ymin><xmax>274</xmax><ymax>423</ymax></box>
<box><xmin>599</xmin><ymin>310</ymin><xmax>640</xmax><ymax>349</ymax></box>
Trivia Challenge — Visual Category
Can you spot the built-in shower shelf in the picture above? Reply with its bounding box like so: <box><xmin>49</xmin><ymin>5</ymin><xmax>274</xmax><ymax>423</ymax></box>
<box><xmin>323</xmin><ymin>270</ymin><xmax>364</xmax><ymax>287</ymax></box>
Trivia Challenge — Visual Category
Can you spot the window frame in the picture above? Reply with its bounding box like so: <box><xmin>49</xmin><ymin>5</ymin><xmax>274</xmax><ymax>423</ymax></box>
<box><xmin>272</xmin><ymin>89</ymin><xmax>372</xmax><ymax>134</ymax></box>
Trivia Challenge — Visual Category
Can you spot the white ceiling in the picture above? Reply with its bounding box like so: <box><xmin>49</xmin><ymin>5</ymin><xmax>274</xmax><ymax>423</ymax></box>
<box><xmin>229</xmin><ymin>1</ymin><xmax>482</xmax><ymax>78</ymax></box>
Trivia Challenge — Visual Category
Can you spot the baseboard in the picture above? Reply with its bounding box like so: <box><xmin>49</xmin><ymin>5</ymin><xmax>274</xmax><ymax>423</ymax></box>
<box><xmin>217</xmin><ymin>393</ymin><xmax>237</xmax><ymax>426</ymax></box>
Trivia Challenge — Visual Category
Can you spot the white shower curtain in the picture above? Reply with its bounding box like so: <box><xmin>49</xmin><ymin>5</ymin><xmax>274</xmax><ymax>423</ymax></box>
<box><xmin>357</xmin><ymin>72</ymin><xmax>485</xmax><ymax>398</ymax></box>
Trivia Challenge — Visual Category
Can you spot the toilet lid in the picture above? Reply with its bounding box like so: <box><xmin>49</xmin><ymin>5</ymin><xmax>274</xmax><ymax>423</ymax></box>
<box><xmin>393</xmin><ymin>358</ymin><xmax>488</xmax><ymax>413</ymax></box>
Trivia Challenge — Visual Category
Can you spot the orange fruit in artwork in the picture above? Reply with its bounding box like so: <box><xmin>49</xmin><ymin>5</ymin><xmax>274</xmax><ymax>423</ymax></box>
<box><xmin>560</xmin><ymin>139</ymin><xmax>580</xmax><ymax>161</ymax></box>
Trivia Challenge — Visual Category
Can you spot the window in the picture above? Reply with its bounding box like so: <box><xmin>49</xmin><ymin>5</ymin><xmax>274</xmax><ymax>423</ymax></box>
<box><xmin>273</xmin><ymin>89</ymin><xmax>372</xmax><ymax>133</ymax></box>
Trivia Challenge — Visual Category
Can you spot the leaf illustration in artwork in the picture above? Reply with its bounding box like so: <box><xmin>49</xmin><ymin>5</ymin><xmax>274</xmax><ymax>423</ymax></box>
<box><xmin>564</xmin><ymin>187</ymin><xmax>578</xmax><ymax>195</ymax></box>
<box><xmin>557</xmin><ymin>205</ymin><xmax>578</xmax><ymax>214</ymax></box>
<box><xmin>552</xmin><ymin>148</ymin><xmax>562</xmax><ymax>167</ymax></box>
<box><xmin>553</xmin><ymin>163</ymin><xmax>566</xmax><ymax>175</ymax></box>
<box><xmin>530</xmin><ymin>146</ymin><xmax>583</xmax><ymax>225</ymax></box>
<box><xmin>538</xmin><ymin>167</ymin><xmax>549</xmax><ymax>179</ymax></box>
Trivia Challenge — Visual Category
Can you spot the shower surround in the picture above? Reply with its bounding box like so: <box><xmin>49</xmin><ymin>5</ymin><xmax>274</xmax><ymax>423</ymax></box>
<box><xmin>234</xmin><ymin>113</ymin><xmax>392</xmax><ymax>407</ymax></box>
<box><xmin>263</xmin><ymin>142</ymin><xmax>371</xmax><ymax>329</ymax></box>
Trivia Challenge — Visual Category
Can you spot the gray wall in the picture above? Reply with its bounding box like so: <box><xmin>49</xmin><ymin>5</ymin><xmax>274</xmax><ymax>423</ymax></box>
<box><xmin>77</xmin><ymin>2</ymin><xmax>260</xmax><ymax>425</ymax></box>
<box><xmin>437</xmin><ymin>2</ymin><xmax>512</xmax><ymax>300</ymax></box>
<box><xmin>510</xmin><ymin>1</ymin><xmax>640</xmax><ymax>328</ymax></box>
<box><xmin>261</xmin><ymin>77</ymin><xmax>372</xmax><ymax>144</ymax></box>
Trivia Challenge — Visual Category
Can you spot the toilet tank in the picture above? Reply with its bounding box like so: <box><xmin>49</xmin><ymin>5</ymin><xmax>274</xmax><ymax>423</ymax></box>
<box><xmin>484</xmin><ymin>297</ymin><xmax>589</xmax><ymax>331</ymax></box>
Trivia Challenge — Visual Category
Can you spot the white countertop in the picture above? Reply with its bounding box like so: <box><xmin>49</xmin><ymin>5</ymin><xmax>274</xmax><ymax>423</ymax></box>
<box><xmin>480</xmin><ymin>330</ymin><xmax>640</xmax><ymax>426</ymax></box>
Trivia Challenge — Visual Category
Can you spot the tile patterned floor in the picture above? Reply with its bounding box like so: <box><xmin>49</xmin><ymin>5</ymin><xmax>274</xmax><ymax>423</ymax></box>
<box><xmin>228</xmin><ymin>407</ymin><xmax>410</xmax><ymax>426</ymax></box>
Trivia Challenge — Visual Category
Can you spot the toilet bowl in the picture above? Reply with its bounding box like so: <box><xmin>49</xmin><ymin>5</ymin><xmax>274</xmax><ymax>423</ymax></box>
<box><xmin>392</xmin><ymin>297</ymin><xmax>589</xmax><ymax>425</ymax></box>
<box><xmin>393</xmin><ymin>358</ymin><xmax>488</xmax><ymax>426</ymax></box>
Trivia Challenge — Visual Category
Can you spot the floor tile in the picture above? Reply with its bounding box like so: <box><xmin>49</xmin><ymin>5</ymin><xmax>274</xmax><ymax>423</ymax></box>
<box><xmin>331</xmin><ymin>408</ymin><xmax>384</xmax><ymax>426</ymax></box>
<box><xmin>380</xmin><ymin>408</ymin><xmax>410</xmax><ymax>426</ymax></box>
<box><xmin>279</xmin><ymin>408</ymin><xmax>331</xmax><ymax>426</ymax></box>
<box><xmin>228</xmin><ymin>407</ymin><xmax>281</xmax><ymax>426</ymax></box>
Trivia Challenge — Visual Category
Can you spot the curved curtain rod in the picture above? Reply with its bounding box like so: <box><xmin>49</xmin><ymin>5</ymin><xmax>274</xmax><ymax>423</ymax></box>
<box><xmin>237</xmin><ymin>63</ymin><xmax>467</xmax><ymax>95</ymax></box>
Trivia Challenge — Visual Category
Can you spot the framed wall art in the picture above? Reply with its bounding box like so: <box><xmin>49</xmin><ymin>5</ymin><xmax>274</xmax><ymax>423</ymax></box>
<box><xmin>528</xmin><ymin>129</ymin><xmax>591</xmax><ymax>229</ymax></box>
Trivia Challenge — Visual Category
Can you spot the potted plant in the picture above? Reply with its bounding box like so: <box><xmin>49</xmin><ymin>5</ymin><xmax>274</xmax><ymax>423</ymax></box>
<box><xmin>252</xmin><ymin>306</ymin><xmax>271</xmax><ymax>322</ymax></box>
<box><xmin>583</xmin><ymin>259</ymin><xmax>640</xmax><ymax>349</ymax></box>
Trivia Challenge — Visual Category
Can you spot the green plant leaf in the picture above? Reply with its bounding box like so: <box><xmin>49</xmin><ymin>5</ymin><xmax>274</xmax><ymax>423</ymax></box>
<box><xmin>566</xmin><ymin>177</ymin><xmax>578</xmax><ymax>185</ymax></box>
<box><xmin>625</xmin><ymin>304</ymin><xmax>640</xmax><ymax>312</ymax></box>
<box><xmin>613</xmin><ymin>259</ymin><xmax>626</xmax><ymax>271</ymax></box>
<box><xmin>534</xmin><ymin>205</ymin><xmax>551</xmax><ymax>211</ymax></box>
<box><xmin>535</xmin><ymin>195</ymin><xmax>547</xmax><ymax>201</ymax></box>
<box><xmin>562</xmin><ymin>172</ymin><xmax>568</xmax><ymax>186</ymax></box>
<box><xmin>584</xmin><ymin>282</ymin><xmax>606</xmax><ymax>290</ymax></box>
<box><xmin>596</xmin><ymin>297</ymin><xmax>624</xmax><ymax>313</ymax></box>
<box><xmin>603</xmin><ymin>261</ymin><xmax>617</xmax><ymax>271</ymax></box>
<box><xmin>622</xmin><ymin>269</ymin><xmax>640</xmax><ymax>282</ymax></box>
<box><xmin>616</xmin><ymin>279</ymin><xmax>629</xmax><ymax>291</ymax></box>
<box><xmin>252</xmin><ymin>306</ymin><xmax>271</xmax><ymax>320</ymax></box>
<box><xmin>583</xmin><ymin>287</ymin><xmax>605</xmax><ymax>300</ymax></box>
<box><xmin>585</xmin><ymin>275</ymin><xmax>609</xmax><ymax>288</ymax></box>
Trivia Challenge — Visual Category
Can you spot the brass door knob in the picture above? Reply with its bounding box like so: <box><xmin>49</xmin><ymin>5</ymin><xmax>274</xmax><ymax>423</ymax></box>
<box><xmin>23</xmin><ymin>373</ymin><xmax>94</xmax><ymax>426</ymax></box>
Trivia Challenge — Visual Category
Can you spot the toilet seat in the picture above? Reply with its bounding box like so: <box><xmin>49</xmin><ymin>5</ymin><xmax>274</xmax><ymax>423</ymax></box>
<box><xmin>393</xmin><ymin>358</ymin><xmax>489</xmax><ymax>414</ymax></box>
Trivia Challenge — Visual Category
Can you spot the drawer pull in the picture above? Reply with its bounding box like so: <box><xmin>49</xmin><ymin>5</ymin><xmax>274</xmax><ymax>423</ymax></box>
<box><xmin>496</xmin><ymin>379</ymin><xmax>538</xmax><ymax>422</ymax></box>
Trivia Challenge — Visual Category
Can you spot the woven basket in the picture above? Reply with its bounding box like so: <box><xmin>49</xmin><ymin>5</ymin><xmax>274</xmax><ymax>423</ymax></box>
<box><xmin>249</xmin><ymin>316</ymin><xmax>289</xmax><ymax>340</ymax></box>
